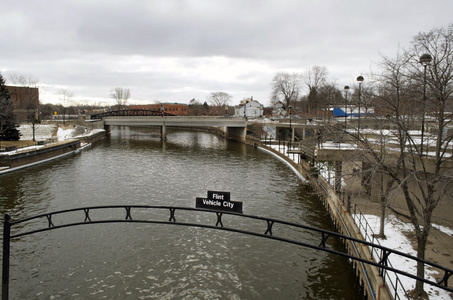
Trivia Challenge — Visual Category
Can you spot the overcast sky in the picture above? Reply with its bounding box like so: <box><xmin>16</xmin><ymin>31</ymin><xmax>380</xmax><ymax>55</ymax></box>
<box><xmin>1</xmin><ymin>0</ymin><xmax>452</xmax><ymax>107</ymax></box>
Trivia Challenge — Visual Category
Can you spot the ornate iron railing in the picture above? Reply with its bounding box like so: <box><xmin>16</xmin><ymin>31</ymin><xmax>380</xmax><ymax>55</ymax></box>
<box><xmin>3</xmin><ymin>205</ymin><xmax>453</xmax><ymax>300</ymax></box>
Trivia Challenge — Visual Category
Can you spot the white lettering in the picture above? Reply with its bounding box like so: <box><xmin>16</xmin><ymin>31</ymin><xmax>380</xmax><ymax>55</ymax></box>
<box><xmin>212</xmin><ymin>193</ymin><xmax>224</xmax><ymax>200</ymax></box>
<box><xmin>223</xmin><ymin>201</ymin><xmax>234</xmax><ymax>209</ymax></box>
<box><xmin>202</xmin><ymin>199</ymin><xmax>221</xmax><ymax>206</ymax></box>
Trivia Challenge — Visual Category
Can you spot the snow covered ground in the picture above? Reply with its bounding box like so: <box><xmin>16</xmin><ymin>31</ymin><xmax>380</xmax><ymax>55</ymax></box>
<box><xmin>266</xmin><ymin>143</ymin><xmax>453</xmax><ymax>299</ymax></box>
<box><xmin>18</xmin><ymin>124</ymin><xmax>102</xmax><ymax>142</ymax></box>
<box><xmin>361</xmin><ymin>215</ymin><xmax>452</xmax><ymax>300</ymax></box>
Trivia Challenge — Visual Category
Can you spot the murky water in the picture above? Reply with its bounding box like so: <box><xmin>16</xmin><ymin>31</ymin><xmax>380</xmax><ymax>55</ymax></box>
<box><xmin>0</xmin><ymin>127</ymin><xmax>362</xmax><ymax>299</ymax></box>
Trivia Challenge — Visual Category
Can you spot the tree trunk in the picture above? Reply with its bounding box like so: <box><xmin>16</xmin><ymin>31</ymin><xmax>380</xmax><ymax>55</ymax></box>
<box><xmin>32</xmin><ymin>121</ymin><xmax>36</xmax><ymax>142</ymax></box>
<box><xmin>414</xmin><ymin>231</ymin><xmax>428</xmax><ymax>296</ymax></box>
<box><xmin>379</xmin><ymin>197</ymin><xmax>386</xmax><ymax>238</ymax></box>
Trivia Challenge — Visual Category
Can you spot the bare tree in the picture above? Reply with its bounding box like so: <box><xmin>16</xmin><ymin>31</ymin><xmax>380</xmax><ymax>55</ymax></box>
<box><xmin>8</xmin><ymin>73</ymin><xmax>39</xmax><ymax>88</ymax></box>
<box><xmin>304</xmin><ymin>66</ymin><xmax>328</xmax><ymax>91</ymax></box>
<box><xmin>271</xmin><ymin>72</ymin><xmax>302</xmax><ymax>109</ymax></box>
<box><xmin>8</xmin><ymin>73</ymin><xmax>40</xmax><ymax>141</ymax></box>
<box><xmin>304</xmin><ymin>66</ymin><xmax>328</xmax><ymax>114</ymax></box>
<box><xmin>110</xmin><ymin>87</ymin><xmax>130</xmax><ymax>110</ymax></box>
<box><xmin>206</xmin><ymin>92</ymin><xmax>232</xmax><ymax>106</ymax></box>
<box><xmin>59</xmin><ymin>89</ymin><xmax>73</xmax><ymax>126</ymax></box>
<box><xmin>354</xmin><ymin>24</ymin><xmax>453</xmax><ymax>297</ymax></box>
<box><xmin>403</xmin><ymin>23</ymin><xmax>453</xmax><ymax>296</ymax></box>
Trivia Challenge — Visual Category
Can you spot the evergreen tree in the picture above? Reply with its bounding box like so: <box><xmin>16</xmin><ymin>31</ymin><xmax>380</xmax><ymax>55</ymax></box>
<box><xmin>0</xmin><ymin>73</ymin><xmax>20</xmax><ymax>141</ymax></box>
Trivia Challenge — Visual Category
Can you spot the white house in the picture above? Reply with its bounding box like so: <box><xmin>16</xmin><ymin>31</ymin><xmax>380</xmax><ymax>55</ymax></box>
<box><xmin>234</xmin><ymin>97</ymin><xmax>264</xmax><ymax>118</ymax></box>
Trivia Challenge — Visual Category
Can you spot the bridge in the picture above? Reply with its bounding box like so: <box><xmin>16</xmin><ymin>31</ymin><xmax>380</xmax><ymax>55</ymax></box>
<box><xmin>91</xmin><ymin>109</ymin><xmax>247</xmax><ymax>141</ymax></box>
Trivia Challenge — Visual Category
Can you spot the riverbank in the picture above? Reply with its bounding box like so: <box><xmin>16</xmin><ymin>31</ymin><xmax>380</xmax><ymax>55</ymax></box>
<box><xmin>253</xmin><ymin>139</ymin><xmax>453</xmax><ymax>300</ymax></box>
<box><xmin>0</xmin><ymin>124</ymin><xmax>106</xmax><ymax>174</ymax></box>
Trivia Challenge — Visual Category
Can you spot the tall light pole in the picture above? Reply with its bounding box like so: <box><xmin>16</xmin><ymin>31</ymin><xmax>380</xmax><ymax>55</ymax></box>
<box><xmin>356</xmin><ymin>76</ymin><xmax>364</xmax><ymax>136</ymax></box>
<box><xmin>288</xmin><ymin>106</ymin><xmax>292</xmax><ymax>147</ymax></box>
<box><xmin>344</xmin><ymin>85</ymin><xmax>350</xmax><ymax>130</ymax></box>
<box><xmin>420</xmin><ymin>53</ymin><xmax>432</xmax><ymax>156</ymax></box>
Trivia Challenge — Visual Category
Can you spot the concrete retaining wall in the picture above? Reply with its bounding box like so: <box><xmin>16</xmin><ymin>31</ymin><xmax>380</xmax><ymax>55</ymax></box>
<box><xmin>244</xmin><ymin>136</ymin><xmax>391</xmax><ymax>300</ymax></box>
<box><xmin>0</xmin><ymin>140</ymin><xmax>81</xmax><ymax>169</ymax></box>
<box><xmin>0</xmin><ymin>130</ymin><xmax>106</xmax><ymax>172</ymax></box>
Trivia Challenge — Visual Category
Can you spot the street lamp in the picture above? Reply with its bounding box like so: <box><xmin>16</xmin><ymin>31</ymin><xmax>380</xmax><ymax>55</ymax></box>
<box><xmin>344</xmin><ymin>85</ymin><xmax>350</xmax><ymax>129</ymax></box>
<box><xmin>420</xmin><ymin>53</ymin><xmax>432</xmax><ymax>155</ymax></box>
<box><xmin>288</xmin><ymin>106</ymin><xmax>292</xmax><ymax>148</ymax></box>
<box><xmin>356</xmin><ymin>76</ymin><xmax>364</xmax><ymax>136</ymax></box>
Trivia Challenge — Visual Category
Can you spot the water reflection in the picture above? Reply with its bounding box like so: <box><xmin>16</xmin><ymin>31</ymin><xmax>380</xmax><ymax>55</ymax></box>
<box><xmin>0</xmin><ymin>127</ymin><xmax>363</xmax><ymax>299</ymax></box>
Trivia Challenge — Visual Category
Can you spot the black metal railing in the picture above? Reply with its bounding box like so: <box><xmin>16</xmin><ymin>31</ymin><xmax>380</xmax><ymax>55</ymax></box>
<box><xmin>260</xmin><ymin>136</ymin><xmax>421</xmax><ymax>299</ymax></box>
<box><xmin>3</xmin><ymin>205</ymin><xmax>453</xmax><ymax>300</ymax></box>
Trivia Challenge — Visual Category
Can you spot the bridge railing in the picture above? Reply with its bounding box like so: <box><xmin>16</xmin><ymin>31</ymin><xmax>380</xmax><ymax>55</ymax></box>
<box><xmin>90</xmin><ymin>109</ymin><xmax>177</xmax><ymax>119</ymax></box>
<box><xmin>3</xmin><ymin>205</ymin><xmax>453</xmax><ymax>300</ymax></box>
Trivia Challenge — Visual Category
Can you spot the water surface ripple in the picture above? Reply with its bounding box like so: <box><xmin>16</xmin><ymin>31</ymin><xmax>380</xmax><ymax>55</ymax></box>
<box><xmin>0</xmin><ymin>127</ymin><xmax>362</xmax><ymax>299</ymax></box>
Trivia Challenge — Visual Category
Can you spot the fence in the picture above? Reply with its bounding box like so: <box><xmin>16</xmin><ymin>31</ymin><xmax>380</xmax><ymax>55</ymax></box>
<box><xmin>260</xmin><ymin>137</ymin><xmax>453</xmax><ymax>299</ymax></box>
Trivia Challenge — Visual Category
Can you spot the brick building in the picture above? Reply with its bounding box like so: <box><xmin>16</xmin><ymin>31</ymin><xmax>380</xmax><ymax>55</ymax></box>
<box><xmin>6</xmin><ymin>86</ymin><xmax>40</xmax><ymax>123</ymax></box>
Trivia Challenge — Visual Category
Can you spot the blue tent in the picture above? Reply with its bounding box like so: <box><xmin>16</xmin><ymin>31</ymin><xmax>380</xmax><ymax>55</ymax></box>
<box><xmin>333</xmin><ymin>108</ymin><xmax>347</xmax><ymax>117</ymax></box>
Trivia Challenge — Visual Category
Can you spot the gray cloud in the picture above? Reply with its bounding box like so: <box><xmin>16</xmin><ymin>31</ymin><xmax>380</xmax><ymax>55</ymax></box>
<box><xmin>1</xmin><ymin>0</ymin><xmax>452</xmax><ymax>106</ymax></box>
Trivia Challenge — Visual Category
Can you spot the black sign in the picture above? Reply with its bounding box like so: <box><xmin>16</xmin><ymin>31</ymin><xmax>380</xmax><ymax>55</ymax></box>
<box><xmin>207</xmin><ymin>191</ymin><xmax>230</xmax><ymax>202</ymax></box>
<box><xmin>195</xmin><ymin>190</ymin><xmax>243</xmax><ymax>213</ymax></box>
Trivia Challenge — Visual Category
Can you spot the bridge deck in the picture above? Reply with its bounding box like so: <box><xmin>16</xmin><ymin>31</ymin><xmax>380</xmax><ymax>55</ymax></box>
<box><xmin>103</xmin><ymin>116</ymin><xmax>247</xmax><ymax>128</ymax></box>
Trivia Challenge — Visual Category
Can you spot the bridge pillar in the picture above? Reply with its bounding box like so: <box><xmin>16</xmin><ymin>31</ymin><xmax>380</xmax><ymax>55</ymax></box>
<box><xmin>104</xmin><ymin>125</ymin><xmax>111</xmax><ymax>136</ymax></box>
<box><xmin>160</xmin><ymin>124</ymin><xmax>167</xmax><ymax>141</ymax></box>
<box><xmin>225</xmin><ymin>126</ymin><xmax>246</xmax><ymax>142</ymax></box>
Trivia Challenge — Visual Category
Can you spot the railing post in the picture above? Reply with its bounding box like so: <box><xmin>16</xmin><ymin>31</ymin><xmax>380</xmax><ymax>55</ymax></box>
<box><xmin>2</xmin><ymin>214</ymin><xmax>11</xmax><ymax>300</ymax></box>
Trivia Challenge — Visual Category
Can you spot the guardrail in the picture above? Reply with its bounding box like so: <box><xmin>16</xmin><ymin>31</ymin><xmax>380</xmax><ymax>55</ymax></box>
<box><xmin>349</xmin><ymin>202</ymin><xmax>408</xmax><ymax>300</ymax></box>
<box><xmin>3</xmin><ymin>205</ymin><xmax>452</xmax><ymax>300</ymax></box>
<box><xmin>259</xmin><ymin>139</ymin><xmax>453</xmax><ymax>300</ymax></box>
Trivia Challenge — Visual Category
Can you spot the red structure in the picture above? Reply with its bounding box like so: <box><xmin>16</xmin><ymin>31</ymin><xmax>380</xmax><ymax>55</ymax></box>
<box><xmin>129</xmin><ymin>104</ymin><xmax>188</xmax><ymax>116</ymax></box>
<box><xmin>6</xmin><ymin>86</ymin><xmax>40</xmax><ymax>123</ymax></box>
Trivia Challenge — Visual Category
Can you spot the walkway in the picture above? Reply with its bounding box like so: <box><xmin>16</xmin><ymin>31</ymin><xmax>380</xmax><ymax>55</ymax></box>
<box><xmin>264</xmin><ymin>140</ymin><xmax>453</xmax><ymax>299</ymax></box>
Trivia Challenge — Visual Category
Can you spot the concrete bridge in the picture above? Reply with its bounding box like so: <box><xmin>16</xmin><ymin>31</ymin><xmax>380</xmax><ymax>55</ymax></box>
<box><xmin>102</xmin><ymin>116</ymin><xmax>247</xmax><ymax>141</ymax></box>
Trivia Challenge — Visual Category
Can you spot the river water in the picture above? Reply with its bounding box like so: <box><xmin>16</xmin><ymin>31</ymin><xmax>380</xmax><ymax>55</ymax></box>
<box><xmin>0</xmin><ymin>127</ymin><xmax>362</xmax><ymax>299</ymax></box>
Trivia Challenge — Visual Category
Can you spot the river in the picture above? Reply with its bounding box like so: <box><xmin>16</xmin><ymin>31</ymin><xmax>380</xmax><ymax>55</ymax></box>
<box><xmin>0</xmin><ymin>126</ymin><xmax>362</xmax><ymax>299</ymax></box>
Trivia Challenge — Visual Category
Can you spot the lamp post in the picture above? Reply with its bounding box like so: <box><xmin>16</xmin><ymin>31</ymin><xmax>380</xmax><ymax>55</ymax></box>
<box><xmin>344</xmin><ymin>85</ymin><xmax>350</xmax><ymax>130</ymax></box>
<box><xmin>356</xmin><ymin>76</ymin><xmax>364</xmax><ymax>136</ymax></box>
<box><xmin>288</xmin><ymin>106</ymin><xmax>292</xmax><ymax>148</ymax></box>
<box><xmin>420</xmin><ymin>53</ymin><xmax>432</xmax><ymax>155</ymax></box>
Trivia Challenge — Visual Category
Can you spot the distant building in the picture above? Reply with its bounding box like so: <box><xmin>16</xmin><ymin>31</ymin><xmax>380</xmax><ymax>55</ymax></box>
<box><xmin>235</xmin><ymin>97</ymin><xmax>263</xmax><ymax>118</ymax></box>
<box><xmin>6</xmin><ymin>86</ymin><xmax>40</xmax><ymax>123</ymax></box>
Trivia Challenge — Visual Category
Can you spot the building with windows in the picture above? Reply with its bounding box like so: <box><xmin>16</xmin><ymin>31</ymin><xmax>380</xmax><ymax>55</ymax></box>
<box><xmin>234</xmin><ymin>97</ymin><xmax>263</xmax><ymax>119</ymax></box>
<box><xmin>6</xmin><ymin>86</ymin><xmax>40</xmax><ymax>123</ymax></box>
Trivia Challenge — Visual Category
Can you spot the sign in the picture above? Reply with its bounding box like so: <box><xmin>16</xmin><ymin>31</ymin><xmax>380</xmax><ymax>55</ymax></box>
<box><xmin>207</xmin><ymin>191</ymin><xmax>230</xmax><ymax>202</ymax></box>
<box><xmin>196</xmin><ymin>190</ymin><xmax>243</xmax><ymax>213</ymax></box>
